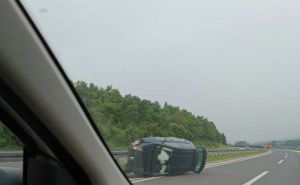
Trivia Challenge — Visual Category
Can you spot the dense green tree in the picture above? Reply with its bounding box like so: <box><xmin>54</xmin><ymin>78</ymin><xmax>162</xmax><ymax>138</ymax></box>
<box><xmin>0</xmin><ymin>122</ymin><xmax>22</xmax><ymax>150</ymax></box>
<box><xmin>0</xmin><ymin>81</ymin><xmax>227</xmax><ymax>150</ymax></box>
<box><xmin>74</xmin><ymin>81</ymin><xmax>227</xmax><ymax>149</ymax></box>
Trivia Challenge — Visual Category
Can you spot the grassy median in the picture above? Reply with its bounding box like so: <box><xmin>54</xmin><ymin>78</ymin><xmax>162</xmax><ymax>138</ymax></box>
<box><xmin>207</xmin><ymin>149</ymin><xmax>268</xmax><ymax>163</ymax></box>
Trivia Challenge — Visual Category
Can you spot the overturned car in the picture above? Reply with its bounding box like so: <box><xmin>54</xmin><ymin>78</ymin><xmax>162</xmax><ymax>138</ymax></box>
<box><xmin>126</xmin><ymin>137</ymin><xmax>207</xmax><ymax>176</ymax></box>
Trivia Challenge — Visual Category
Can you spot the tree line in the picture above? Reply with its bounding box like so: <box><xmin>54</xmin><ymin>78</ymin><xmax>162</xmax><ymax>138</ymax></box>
<box><xmin>271</xmin><ymin>139</ymin><xmax>300</xmax><ymax>150</ymax></box>
<box><xmin>75</xmin><ymin>81</ymin><xmax>227</xmax><ymax>149</ymax></box>
<box><xmin>0</xmin><ymin>81</ymin><xmax>227</xmax><ymax>150</ymax></box>
<box><xmin>0</xmin><ymin>122</ymin><xmax>22</xmax><ymax>150</ymax></box>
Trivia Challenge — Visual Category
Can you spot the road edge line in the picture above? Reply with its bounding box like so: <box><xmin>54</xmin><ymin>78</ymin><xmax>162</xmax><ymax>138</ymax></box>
<box><xmin>131</xmin><ymin>177</ymin><xmax>161</xmax><ymax>183</ymax></box>
<box><xmin>242</xmin><ymin>171</ymin><xmax>269</xmax><ymax>185</ymax></box>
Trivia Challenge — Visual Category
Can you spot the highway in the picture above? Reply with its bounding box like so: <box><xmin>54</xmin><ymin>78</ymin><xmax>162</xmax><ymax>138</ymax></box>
<box><xmin>0</xmin><ymin>158</ymin><xmax>22</xmax><ymax>168</ymax></box>
<box><xmin>1</xmin><ymin>150</ymin><xmax>300</xmax><ymax>185</ymax></box>
<box><xmin>131</xmin><ymin>150</ymin><xmax>300</xmax><ymax>185</ymax></box>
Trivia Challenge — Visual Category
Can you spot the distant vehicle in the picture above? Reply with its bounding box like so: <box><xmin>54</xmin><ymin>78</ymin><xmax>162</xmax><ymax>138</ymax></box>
<box><xmin>126</xmin><ymin>137</ymin><xmax>207</xmax><ymax>176</ymax></box>
<box><xmin>266</xmin><ymin>144</ymin><xmax>273</xmax><ymax>150</ymax></box>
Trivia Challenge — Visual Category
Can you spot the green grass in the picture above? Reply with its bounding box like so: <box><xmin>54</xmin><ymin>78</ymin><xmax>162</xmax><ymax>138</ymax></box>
<box><xmin>116</xmin><ymin>158</ymin><xmax>128</xmax><ymax>171</ymax></box>
<box><xmin>194</xmin><ymin>141</ymin><xmax>230</xmax><ymax>150</ymax></box>
<box><xmin>207</xmin><ymin>149</ymin><xmax>267</xmax><ymax>163</ymax></box>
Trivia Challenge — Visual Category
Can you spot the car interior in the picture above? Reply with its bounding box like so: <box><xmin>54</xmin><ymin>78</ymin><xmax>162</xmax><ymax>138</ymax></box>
<box><xmin>0</xmin><ymin>0</ymin><xmax>129</xmax><ymax>184</ymax></box>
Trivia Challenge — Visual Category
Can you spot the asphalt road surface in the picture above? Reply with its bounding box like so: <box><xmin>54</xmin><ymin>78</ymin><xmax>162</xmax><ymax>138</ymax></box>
<box><xmin>0</xmin><ymin>158</ymin><xmax>22</xmax><ymax>168</ymax></box>
<box><xmin>131</xmin><ymin>150</ymin><xmax>300</xmax><ymax>185</ymax></box>
<box><xmin>1</xmin><ymin>150</ymin><xmax>299</xmax><ymax>185</ymax></box>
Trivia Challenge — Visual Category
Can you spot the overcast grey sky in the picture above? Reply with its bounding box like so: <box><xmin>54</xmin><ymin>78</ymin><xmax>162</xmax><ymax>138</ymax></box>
<box><xmin>23</xmin><ymin>0</ymin><xmax>300</xmax><ymax>143</ymax></box>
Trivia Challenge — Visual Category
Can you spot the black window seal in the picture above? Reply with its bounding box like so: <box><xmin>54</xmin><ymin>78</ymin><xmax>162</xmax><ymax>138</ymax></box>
<box><xmin>0</xmin><ymin>106</ymin><xmax>38</xmax><ymax>155</ymax></box>
<box><xmin>0</xmin><ymin>79</ymin><xmax>92</xmax><ymax>185</ymax></box>
<box><xmin>1</xmin><ymin>103</ymin><xmax>38</xmax><ymax>185</ymax></box>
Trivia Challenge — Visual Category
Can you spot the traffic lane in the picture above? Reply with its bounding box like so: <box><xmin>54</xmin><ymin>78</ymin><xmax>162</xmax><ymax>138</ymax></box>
<box><xmin>134</xmin><ymin>150</ymin><xmax>284</xmax><ymax>185</ymax></box>
<box><xmin>254</xmin><ymin>150</ymin><xmax>300</xmax><ymax>185</ymax></box>
<box><xmin>0</xmin><ymin>158</ymin><xmax>22</xmax><ymax>168</ymax></box>
<box><xmin>0</xmin><ymin>162</ymin><xmax>22</xmax><ymax>168</ymax></box>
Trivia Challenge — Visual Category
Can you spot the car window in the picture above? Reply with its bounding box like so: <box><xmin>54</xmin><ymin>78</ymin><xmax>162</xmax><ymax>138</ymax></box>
<box><xmin>0</xmin><ymin>121</ymin><xmax>23</xmax><ymax>184</ymax></box>
<box><xmin>20</xmin><ymin>0</ymin><xmax>300</xmax><ymax>184</ymax></box>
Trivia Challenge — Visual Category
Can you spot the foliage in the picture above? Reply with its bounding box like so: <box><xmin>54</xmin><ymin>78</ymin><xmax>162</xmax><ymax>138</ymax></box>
<box><xmin>0</xmin><ymin>81</ymin><xmax>227</xmax><ymax>151</ymax></box>
<box><xmin>271</xmin><ymin>139</ymin><xmax>300</xmax><ymax>150</ymax></box>
<box><xmin>0</xmin><ymin>122</ymin><xmax>22</xmax><ymax>150</ymax></box>
<box><xmin>74</xmin><ymin>81</ymin><xmax>227</xmax><ymax>150</ymax></box>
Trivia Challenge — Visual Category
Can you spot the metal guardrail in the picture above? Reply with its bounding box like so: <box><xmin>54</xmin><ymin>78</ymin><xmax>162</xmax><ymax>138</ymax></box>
<box><xmin>112</xmin><ymin>148</ymin><xmax>259</xmax><ymax>158</ymax></box>
<box><xmin>0</xmin><ymin>151</ymin><xmax>23</xmax><ymax>158</ymax></box>
<box><xmin>111</xmin><ymin>151</ymin><xmax>130</xmax><ymax>157</ymax></box>
<box><xmin>207</xmin><ymin>148</ymin><xmax>255</xmax><ymax>155</ymax></box>
<box><xmin>0</xmin><ymin>148</ymin><xmax>259</xmax><ymax>159</ymax></box>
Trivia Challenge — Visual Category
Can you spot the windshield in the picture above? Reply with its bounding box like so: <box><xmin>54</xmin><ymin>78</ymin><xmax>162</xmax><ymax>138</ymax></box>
<box><xmin>20</xmin><ymin>0</ymin><xmax>300</xmax><ymax>184</ymax></box>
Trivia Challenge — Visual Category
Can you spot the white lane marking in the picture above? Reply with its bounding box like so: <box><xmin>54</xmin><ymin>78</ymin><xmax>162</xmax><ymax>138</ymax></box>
<box><xmin>287</xmin><ymin>150</ymin><xmax>300</xmax><ymax>154</ymax></box>
<box><xmin>130</xmin><ymin>178</ymin><xmax>143</xmax><ymax>181</ymax></box>
<box><xmin>132</xmin><ymin>177</ymin><xmax>161</xmax><ymax>183</ymax></box>
<box><xmin>277</xmin><ymin>159</ymin><xmax>284</xmax><ymax>164</ymax></box>
<box><xmin>243</xmin><ymin>171</ymin><xmax>269</xmax><ymax>185</ymax></box>
<box><xmin>206</xmin><ymin>158</ymin><xmax>250</xmax><ymax>168</ymax></box>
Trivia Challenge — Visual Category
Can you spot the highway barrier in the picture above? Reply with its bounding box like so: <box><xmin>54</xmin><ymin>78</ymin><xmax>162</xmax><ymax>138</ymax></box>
<box><xmin>0</xmin><ymin>148</ymin><xmax>259</xmax><ymax>159</ymax></box>
<box><xmin>112</xmin><ymin>148</ymin><xmax>258</xmax><ymax>158</ymax></box>
<box><xmin>0</xmin><ymin>151</ymin><xmax>23</xmax><ymax>159</ymax></box>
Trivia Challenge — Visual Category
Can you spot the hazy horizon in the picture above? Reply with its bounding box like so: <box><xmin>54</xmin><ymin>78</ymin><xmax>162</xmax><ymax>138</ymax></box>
<box><xmin>23</xmin><ymin>0</ymin><xmax>300</xmax><ymax>143</ymax></box>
